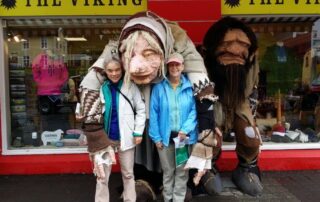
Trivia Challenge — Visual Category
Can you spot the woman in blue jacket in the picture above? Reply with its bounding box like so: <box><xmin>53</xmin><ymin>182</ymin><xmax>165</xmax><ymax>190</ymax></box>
<box><xmin>149</xmin><ymin>52</ymin><xmax>197</xmax><ymax>202</ymax></box>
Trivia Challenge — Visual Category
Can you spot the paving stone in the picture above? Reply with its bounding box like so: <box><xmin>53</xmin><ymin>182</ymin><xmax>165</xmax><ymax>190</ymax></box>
<box><xmin>0</xmin><ymin>170</ymin><xmax>320</xmax><ymax>201</ymax></box>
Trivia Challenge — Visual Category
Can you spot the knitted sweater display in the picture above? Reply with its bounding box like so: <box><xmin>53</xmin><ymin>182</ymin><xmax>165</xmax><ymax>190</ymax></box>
<box><xmin>260</xmin><ymin>45</ymin><xmax>302</xmax><ymax>96</ymax></box>
<box><xmin>32</xmin><ymin>53</ymin><xmax>68</xmax><ymax>95</ymax></box>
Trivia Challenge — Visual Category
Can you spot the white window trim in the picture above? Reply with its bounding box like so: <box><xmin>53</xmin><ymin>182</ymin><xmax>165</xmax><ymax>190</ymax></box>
<box><xmin>2</xmin><ymin>142</ymin><xmax>320</xmax><ymax>156</ymax></box>
<box><xmin>222</xmin><ymin>142</ymin><xmax>320</xmax><ymax>151</ymax></box>
<box><xmin>1</xmin><ymin>19</ymin><xmax>10</xmax><ymax>155</ymax></box>
<box><xmin>2</xmin><ymin>147</ymin><xmax>88</xmax><ymax>155</ymax></box>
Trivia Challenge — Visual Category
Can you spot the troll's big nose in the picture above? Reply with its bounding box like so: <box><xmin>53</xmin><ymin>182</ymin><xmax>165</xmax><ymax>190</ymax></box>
<box><xmin>225</xmin><ymin>42</ymin><xmax>249</xmax><ymax>58</ymax></box>
<box><xmin>129</xmin><ymin>55</ymin><xmax>147</xmax><ymax>74</ymax></box>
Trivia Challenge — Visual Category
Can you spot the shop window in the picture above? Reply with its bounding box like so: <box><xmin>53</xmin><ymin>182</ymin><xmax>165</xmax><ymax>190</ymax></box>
<box><xmin>2</xmin><ymin>18</ymin><xmax>124</xmax><ymax>153</ymax></box>
<box><xmin>255</xmin><ymin>27</ymin><xmax>320</xmax><ymax>145</ymax></box>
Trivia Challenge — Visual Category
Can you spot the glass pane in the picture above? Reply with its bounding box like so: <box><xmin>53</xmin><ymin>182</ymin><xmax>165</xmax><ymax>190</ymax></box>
<box><xmin>256</xmin><ymin>24</ymin><xmax>320</xmax><ymax>143</ymax></box>
<box><xmin>5</xmin><ymin>18</ymin><xmax>124</xmax><ymax>149</ymax></box>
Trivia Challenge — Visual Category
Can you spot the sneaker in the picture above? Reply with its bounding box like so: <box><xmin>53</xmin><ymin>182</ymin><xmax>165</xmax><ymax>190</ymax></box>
<box><xmin>303</xmin><ymin>128</ymin><xmax>319</xmax><ymax>142</ymax></box>
<box><xmin>295</xmin><ymin>129</ymin><xmax>309</xmax><ymax>143</ymax></box>
<box><xmin>285</xmin><ymin>130</ymin><xmax>300</xmax><ymax>141</ymax></box>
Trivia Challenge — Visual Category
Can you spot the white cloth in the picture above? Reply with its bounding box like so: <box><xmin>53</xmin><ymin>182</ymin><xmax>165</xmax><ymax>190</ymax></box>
<box><xmin>95</xmin><ymin>148</ymin><xmax>136</xmax><ymax>202</ymax></box>
<box><xmin>184</xmin><ymin>155</ymin><xmax>211</xmax><ymax>171</ymax></box>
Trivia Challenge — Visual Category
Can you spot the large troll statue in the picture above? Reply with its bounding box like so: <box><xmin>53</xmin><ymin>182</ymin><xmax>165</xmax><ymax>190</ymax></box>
<box><xmin>202</xmin><ymin>17</ymin><xmax>263</xmax><ymax>196</ymax></box>
<box><xmin>78</xmin><ymin>11</ymin><xmax>218</xmax><ymax>200</ymax></box>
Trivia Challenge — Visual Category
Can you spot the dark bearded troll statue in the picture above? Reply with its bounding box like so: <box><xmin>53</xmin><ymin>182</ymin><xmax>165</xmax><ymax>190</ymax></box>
<box><xmin>202</xmin><ymin>16</ymin><xmax>263</xmax><ymax>196</ymax></box>
<box><xmin>77</xmin><ymin>11</ymin><xmax>219</xmax><ymax>201</ymax></box>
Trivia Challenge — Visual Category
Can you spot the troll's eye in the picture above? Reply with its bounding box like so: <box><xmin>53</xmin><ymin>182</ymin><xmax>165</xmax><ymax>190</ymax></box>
<box><xmin>143</xmin><ymin>50</ymin><xmax>160</xmax><ymax>60</ymax></box>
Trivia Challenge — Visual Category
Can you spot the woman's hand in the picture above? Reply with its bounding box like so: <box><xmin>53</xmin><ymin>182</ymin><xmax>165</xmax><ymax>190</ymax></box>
<box><xmin>178</xmin><ymin>131</ymin><xmax>187</xmax><ymax>141</ymax></box>
<box><xmin>134</xmin><ymin>136</ymin><xmax>143</xmax><ymax>145</ymax></box>
<box><xmin>155</xmin><ymin>141</ymin><xmax>163</xmax><ymax>150</ymax></box>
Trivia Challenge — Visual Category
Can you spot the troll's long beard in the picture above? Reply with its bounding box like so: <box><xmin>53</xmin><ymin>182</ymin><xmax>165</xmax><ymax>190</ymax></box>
<box><xmin>214</xmin><ymin>63</ymin><xmax>249</xmax><ymax>109</ymax></box>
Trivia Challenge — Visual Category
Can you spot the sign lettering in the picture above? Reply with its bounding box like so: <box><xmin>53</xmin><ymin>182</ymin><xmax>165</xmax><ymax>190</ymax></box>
<box><xmin>223</xmin><ymin>0</ymin><xmax>320</xmax><ymax>15</ymax></box>
<box><xmin>0</xmin><ymin>0</ymin><xmax>146</xmax><ymax>16</ymax></box>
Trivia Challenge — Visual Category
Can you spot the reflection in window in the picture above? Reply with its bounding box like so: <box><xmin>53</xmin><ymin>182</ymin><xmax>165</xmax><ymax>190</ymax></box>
<box><xmin>22</xmin><ymin>40</ymin><xmax>29</xmax><ymax>50</ymax></box>
<box><xmin>41</xmin><ymin>37</ymin><xmax>48</xmax><ymax>49</ymax></box>
<box><xmin>256</xmin><ymin>29</ymin><xmax>320</xmax><ymax>144</ymax></box>
<box><xmin>23</xmin><ymin>55</ymin><xmax>30</xmax><ymax>67</ymax></box>
<box><xmin>4</xmin><ymin>18</ymin><xmax>123</xmax><ymax>150</ymax></box>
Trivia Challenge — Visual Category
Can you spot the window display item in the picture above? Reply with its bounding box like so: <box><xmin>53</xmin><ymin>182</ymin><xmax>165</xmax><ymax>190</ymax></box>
<box><xmin>32</xmin><ymin>132</ymin><xmax>40</xmax><ymax>147</ymax></box>
<box><xmin>311</xmin><ymin>74</ymin><xmax>320</xmax><ymax>92</ymax></box>
<box><xmin>55</xmin><ymin>141</ymin><xmax>64</xmax><ymax>147</ymax></box>
<box><xmin>285</xmin><ymin>130</ymin><xmax>300</xmax><ymax>141</ymax></box>
<box><xmin>295</xmin><ymin>129</ymin><xmax>309</xmax><ymax>143</ymax></box>
<box><xmin>32</xmin><ymin>52</ymin><xmax>68</xmax><ymax>95</ymax></box>
<box><xmin>271</xmin><ymin>124</ymin><xmax>290</xmax><ymax>142</ymax></box>
<box><xmin>12</xmin><ymin>136</ymin><xmax>24</xmax><ymax>147</ymax></box>
<box><xmin>315</xmin><ymin>100</ymin><xmax>320</xmax><ymax>133</ymax></box>
<box><xmin>41</xmin><ymin>129</ymin><xmax>63</xmax><ymax>146</ymax></box>
<box><xmin>301</xmin><ymin>128</ymin><xmax>319</xmax><ymax>142</ymax></box>
<box><xmin>61</xmin><ymin>139</ymin><xmax>80</xmax><ymax>146</ymax></box>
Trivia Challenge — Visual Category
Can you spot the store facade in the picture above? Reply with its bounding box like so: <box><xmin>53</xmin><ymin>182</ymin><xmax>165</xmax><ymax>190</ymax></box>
<box><xmin>1</xmin><ymin>0</ymin><xmax>320</xmax><ymax>175</ymax></box>
<box><xmin>0</xmin><ymin>0</ymin><xmax>220</xmax><ymax>174</ymax></box>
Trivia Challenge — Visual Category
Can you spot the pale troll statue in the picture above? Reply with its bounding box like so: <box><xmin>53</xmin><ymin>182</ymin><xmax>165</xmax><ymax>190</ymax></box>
<box><xmin>77</xmin><ymin>11</ymin><xmax>220</xmax><ymax>199</ymax></box>
<box><xmin>202</xmin><ymin>16</ymin><xmax>263</xmax><ymax>196</ymax></box>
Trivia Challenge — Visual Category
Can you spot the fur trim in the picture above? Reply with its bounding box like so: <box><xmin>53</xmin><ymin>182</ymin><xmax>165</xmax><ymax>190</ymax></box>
<box><xmin>136</xmin><ymin>179</ymin><xmax>157</xmax><ymax>201</ymax></box>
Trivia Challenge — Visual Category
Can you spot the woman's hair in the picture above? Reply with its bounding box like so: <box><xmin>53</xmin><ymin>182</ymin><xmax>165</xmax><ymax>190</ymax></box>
<box><xmin>103</xmin><ymin>57</ymin><xmax>122</xmax><ymax>70</ymax></box>
<box><xmin>103</xmin><ymin>57</ymin><xmax>125</xmax><ymax>81</ymax></box>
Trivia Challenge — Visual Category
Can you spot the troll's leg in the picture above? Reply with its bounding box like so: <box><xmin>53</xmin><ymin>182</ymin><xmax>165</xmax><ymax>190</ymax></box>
<box><xmin>232</xmin><ymin>114</ymin><xmax>263</xmax><ymax>196</ymax></box>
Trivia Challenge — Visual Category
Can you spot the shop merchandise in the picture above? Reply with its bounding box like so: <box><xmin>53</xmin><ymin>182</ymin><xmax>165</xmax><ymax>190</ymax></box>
<box><xmin>32</xmin><ymin>51</ymin><xmax>69</xmax><ymax>96</ymax></box>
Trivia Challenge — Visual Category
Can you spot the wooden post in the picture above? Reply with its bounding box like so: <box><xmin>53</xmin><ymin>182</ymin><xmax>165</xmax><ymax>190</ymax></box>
<box><xmin>277</xmin><ymin>89</ymin><xmax>281</xmax><ymax>124</ymax></box>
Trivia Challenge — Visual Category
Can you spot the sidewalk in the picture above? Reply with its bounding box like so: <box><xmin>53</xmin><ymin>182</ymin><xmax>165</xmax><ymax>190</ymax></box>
<box><xmin>1</xmin><ymin>170</ymin><xmax>320</xmax><ymax>202</ymax></box>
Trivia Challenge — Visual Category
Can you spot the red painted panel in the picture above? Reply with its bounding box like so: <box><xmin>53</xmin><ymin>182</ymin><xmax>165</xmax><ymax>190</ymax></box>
<box><xmin>148</xmin><ymin>0</ymin><xmax>221</xmax><ymax>44</ymax></box>
<box><xmin>148</xmin><ymin>0</ymin><xmax>221</xmax><ymax>21</ymax></box>
<box><xmin>0</xmin><ymin>107</ymin><xmax>2</xmax><ymax>154</ymax></box>
<box><xmin>0</xmin><ymin>154</ymin><xmax>120</xmax><ymax>175</ymax></box>
<box><xmin>1</xmin><ymin>150</ymin><xmax>320</xmax><ymax>175</ymax></box>
<box><xmin>177</xmin><ymin>21</ymin><xmax>217</xmax><ymax>44</ymax></box>
<box><xmin>217</xmin><ymin>150</ymin><xmax>320</xmax><ymax>171</ymax></box>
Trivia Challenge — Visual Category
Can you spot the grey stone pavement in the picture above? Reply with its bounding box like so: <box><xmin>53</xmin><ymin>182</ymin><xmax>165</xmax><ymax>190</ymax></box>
<box><xmin>1</xmin><ymin>170</ymin><xmax>320</xmax><ymax>202</ymax></box>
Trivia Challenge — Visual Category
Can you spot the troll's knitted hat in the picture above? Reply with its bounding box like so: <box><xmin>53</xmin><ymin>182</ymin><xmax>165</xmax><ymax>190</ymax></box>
<box><xmin>118</xmin><ymin>11</ymin><xmax>174</xmax><ymax>62</ymax></box>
